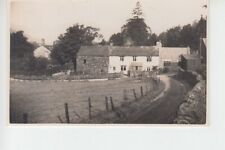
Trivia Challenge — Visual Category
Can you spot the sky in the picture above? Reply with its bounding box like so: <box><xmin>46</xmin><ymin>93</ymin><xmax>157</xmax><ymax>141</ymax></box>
<box><xmin>10</xmin><ymin>0</ymin><xmax>207</xmax><ymax>45</ymax></box>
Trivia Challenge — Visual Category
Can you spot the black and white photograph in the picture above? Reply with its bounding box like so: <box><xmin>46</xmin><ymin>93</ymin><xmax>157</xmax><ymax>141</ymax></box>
<box><xmin>10</xmin><ymin>0</ymin><xmax>207</xmax><ymax>124</ymax></box>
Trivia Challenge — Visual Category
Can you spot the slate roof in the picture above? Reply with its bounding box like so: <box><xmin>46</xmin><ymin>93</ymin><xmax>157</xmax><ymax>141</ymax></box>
<box><xmin>109</xmin><ymin>46</ymin><xmax>158</xmax><ymax>56</ymax></box>
<box><xmin>182</xmin><ymin>54</ymin><xmax>200</xmax><ymax>60</ymax></box>
<box><xmin>77</xmin><ymin>46</ymin><xmax>159</xmax><ymax>57</ymax></box>
<box><xmin>77</xmin><ymin>46</ymin><xmax>109</xmax><ymax>56</ymax></box>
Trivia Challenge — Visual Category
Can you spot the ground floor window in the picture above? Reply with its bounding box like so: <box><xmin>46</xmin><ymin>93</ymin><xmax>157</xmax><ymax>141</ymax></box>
<box><xmin>113</xmin><ymin>67</ymin><xmax>116</xmax><ymax>71</ymax></box>
<box><xmin>164</xmin><ymin>61</ymin><xmax>171</xmax><ymax>66</ymax></box>
<box><xmin>135</xmin><ymin>66</ymin><xmax>138</xmax><ymax>70</ymax></box>
<box><xmin>152</xmin><ymin>66</ymin><xmax>158</xmax><ymax>71</ymax></box>
<box><xmin>147</xmin><ymin>67</ymin><xmax>151</xmax><ymax>71</ymax></box>
<box><xmin>121</xmin><ymin>65</ymin><xmax>126</xmax><ymax>71</ymax></box>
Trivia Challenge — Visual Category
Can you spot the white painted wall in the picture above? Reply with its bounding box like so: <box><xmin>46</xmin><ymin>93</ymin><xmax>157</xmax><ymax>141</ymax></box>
<box><xmin>108</xmin><ymin>56</ymin><xmax>159</xmax><ymax>74</ymax></box>
<box><xmin>33</xmin><ymin>46</ymin><xmax>51</xmax><ymax>59</ymax></box>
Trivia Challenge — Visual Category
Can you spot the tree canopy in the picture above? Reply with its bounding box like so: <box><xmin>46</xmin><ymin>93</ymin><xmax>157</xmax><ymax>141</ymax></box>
<box><xmin>158</xmin><ymin>16</ymin><xmax>207</xmax><ymax>51</ymax></box>
<box><xmin>51</xmin><ymin>24</ymin><xmax>101</xmax><ymax>71</ymax></box>
<box><xmin>109</xmin><ymin>1</ymin><xmax>154</xmax><ymax>46</ymax></box>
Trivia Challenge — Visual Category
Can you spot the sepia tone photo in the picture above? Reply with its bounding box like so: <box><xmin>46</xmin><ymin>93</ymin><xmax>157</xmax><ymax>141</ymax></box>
<box><xmin>10</xmin><ymin>0</ymin><xmax>207</xmax><ymax>124</ymax></box>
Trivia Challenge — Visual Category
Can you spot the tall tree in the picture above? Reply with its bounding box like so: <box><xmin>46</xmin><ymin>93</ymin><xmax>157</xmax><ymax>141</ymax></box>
<box><xmin>51</xmin><ymin>24</ymin><xmax>100</xmax><ymax>71</ymax></box>
<box><xmin>10</xmin><ymin>31</ymin><xmax>35</xmax><ymax>73</ymax></box>
<box><xmin>121</xmin><ymin>1</ymin><xmax>151</xmax><ymax>46</ymax></box>
<box><xmin>10</xmin><ymin>31</ymin><xmax>34</xmax><ymax>58</ymax></box>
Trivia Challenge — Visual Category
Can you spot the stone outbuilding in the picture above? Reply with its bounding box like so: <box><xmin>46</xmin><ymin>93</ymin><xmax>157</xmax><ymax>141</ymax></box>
<box><xmin>180</xmin><ymin>54</ymin><xmax>201</xmax><ymax>71</ymax></box>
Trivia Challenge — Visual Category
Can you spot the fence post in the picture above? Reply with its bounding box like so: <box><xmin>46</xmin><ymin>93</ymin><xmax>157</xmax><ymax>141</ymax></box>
<box><xmin>64</xmin><ymin>103</ymin><xmax>70</xmax><ymax>123</ymax></box>
<box><xmin>105</xmin><ymin>96</ymin><xmax>109</xmax><ymax>111</ymax></box>
<box><xmin>123</xmin><ymin>89</ymin><xmax>128</xmax><ymax>101</ymax></box>
<box><xmin>88</xmin><ymin>97</ymin><xmax>92</xmax><ymax>119</ymax></box>
<box><xmin>110</xmin><ymin>96</ymin><xmax>115</xmax><ymax>111</ymax></box>
<box><xmin>145</xmin><ymin>85</ymin><xmax>148</xmax><ymax>95</ymax></box>
<box><xmin>57</xmin><ymin>115</ymin><xmax>63</xmax><ymax>123</ymax></box>
<box><xmin>132</xmin><ymin>89</ymin><xmax>137</xmax><ymax>101</ymax></box>
<box><xmin>140</xmin><ymin>86</ymin><xmax>144</xmax><ymax>97</ymax></box>
<box><xmin>23</xmin><ymin>113</ymin><xmax>28</xmax><ymax>123</ymax></box>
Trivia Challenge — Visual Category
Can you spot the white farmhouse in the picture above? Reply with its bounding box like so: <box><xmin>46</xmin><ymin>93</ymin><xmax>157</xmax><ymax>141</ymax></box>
<box><xmin>108</xmin><ymin>46</ymin><xmax>159</xmax><ymax>75</ymax></box>
<box><xmin>33</xmin><ymin>46</ymin><xmax>51</xmax><ymax>59</ymax></box>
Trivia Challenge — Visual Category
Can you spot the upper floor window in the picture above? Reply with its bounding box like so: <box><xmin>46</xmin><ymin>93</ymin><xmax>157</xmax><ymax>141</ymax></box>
<box><xmin>83</xmin><ymin>59</ymin><xmax>86</xmax><ymax>64</ymax></box>
<box><xmin>113</xmin><ymin>67</ymin><xmax>116</xmax><ymax>71</ymax></box>
<box><xmin>120</xmin><ymin>56</ymin><xmax>124</xmax><ymax>61</ymax></box>
<box><xmin>147</xmin><ymin>56</ymin><xmax>152</xmax><ymax>62</ymax></box>
<box><xmin>133</xmin><ymin>56</ymin><xmax>137</xmax><ymax>61</ymax></box>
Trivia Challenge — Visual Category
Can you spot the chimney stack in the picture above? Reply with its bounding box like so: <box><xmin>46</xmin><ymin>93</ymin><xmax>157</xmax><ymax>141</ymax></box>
<box><xmin>41</xmin><ymin>38</ymin><xmax>45</xmax><ymax>46</ymax></box>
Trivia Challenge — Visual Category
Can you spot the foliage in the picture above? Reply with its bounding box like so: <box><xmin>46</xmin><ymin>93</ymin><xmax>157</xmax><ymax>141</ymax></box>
<box><xmin>10</xmin><ymin>31</ymin><xmax>35</xmax><ymax>74</ymax></box>
<box><xmin>51</xmin><ymin>24</ymin><xmax>100</xmax><ymax>71</ymax></box>
<box><xmin>109</xmin><ymin>1</ymin><xmax>156</xmax><ymax>46</ymax></box>
<box><xmin>109</xmin><ymin>33</ymin><xmax>124</xmax><ymax>46</ymax></box>
<box><xmin>158</xmin><ymin>17</ymin><xmax>207</xmax><ymax>51</ymax></box>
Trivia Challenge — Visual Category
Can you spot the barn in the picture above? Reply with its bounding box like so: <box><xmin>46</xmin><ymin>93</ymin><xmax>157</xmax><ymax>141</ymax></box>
<box><xmin>180</xmin><ymin>54</ymin><xmax>201</xmax><ymax>71</ymax></box>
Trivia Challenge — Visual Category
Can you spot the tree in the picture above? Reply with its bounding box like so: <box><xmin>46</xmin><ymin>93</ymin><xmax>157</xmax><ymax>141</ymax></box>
<box><xmin>146</xmin><ymin>33</ymin><xmax>158</xmax><ymax>46</ymax></box>
<box><xmin>51</xmin><ymin>24</ymin><xmax>100</xmax><ymax>72</ymax></box>
<box><xmin>109</xmin><ymin>33</ymin><xmax>124</xmax><ymax>46</ymax></box>
<box><xmin>121</xmin><ymin>1</ymin><xmax>151</xmax><ymax>46</ymax></box>
<box><xmin>10</xmin><ymin>31</ymin><xmax>35</xmax><ymax>74</ymax></box>
<box><xmin>10</xmin><ymin>31</ymin><xmax>34</xmax><ymax>59</ymax></box>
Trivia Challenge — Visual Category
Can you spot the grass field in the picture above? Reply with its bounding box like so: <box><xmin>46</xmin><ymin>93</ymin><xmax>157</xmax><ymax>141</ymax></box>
<box><xmin>10</xmin><ymin>78</ymin><xmax>157</xmax><ymax>123</ymax></box>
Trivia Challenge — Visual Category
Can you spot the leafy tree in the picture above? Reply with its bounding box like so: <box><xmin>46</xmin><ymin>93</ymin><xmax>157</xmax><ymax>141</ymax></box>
<box><xmin>10</xmin><ymin>31</ymin><xmax>35</xmax><ymax>74</ymax></box>
<box><xmin>51</xmin><ymin>24</ymin><xmax>100</xmax><ymax>72</ymax></box>
<box><xmin>10</xmin><ymin>31</ymin><xmax>34</xmax><ymax>59</ymax></box>
<box><xmin>109</xmin><ymin>33</ymin><xmax>124</xmax><ymax>46</ymax></box>
<box><xmin>121</xmin><ymin>1</ymin><xmax>151</xmax><ymax>46</ymax></box>
<box><xmin>146</xmin><ymin>33</ymin><xmax>158</xmax><ymax>46</ymax></box>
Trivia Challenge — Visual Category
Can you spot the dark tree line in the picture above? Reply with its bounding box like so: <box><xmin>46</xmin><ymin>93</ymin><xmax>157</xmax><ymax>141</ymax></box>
<box><xmin>158</xmin><ymin>16</ymin><xmax>206</xmax><ymax>51</ymax></box>
<box><xmin>109</xmin><ymin>1</ymin><xmax>206</xmax><ymax>51</ymax></box>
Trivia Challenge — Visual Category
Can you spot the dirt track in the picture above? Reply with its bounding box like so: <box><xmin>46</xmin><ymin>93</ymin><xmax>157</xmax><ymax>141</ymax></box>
<box><xmin>121</xmin><ymin>75</ymin><xmax>189</xmax><ymax>124</ymax></box>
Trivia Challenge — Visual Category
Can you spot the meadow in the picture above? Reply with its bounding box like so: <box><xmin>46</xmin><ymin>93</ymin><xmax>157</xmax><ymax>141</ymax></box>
<box><xmin>10</xmin><ymin>78</ymin><xmax>155</xmax><ymax>123</ymax></box>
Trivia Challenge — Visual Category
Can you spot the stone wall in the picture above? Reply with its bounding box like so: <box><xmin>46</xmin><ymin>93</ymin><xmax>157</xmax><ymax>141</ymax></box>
<box><xmin>76</xmin><ymin>56</ymin><xmax>109</xmax><ymax>74</ymax></box>
<box><xmin>174</xmin><ymin>80</ymin><xmax>206</xmax><ymax>124</ymax></box>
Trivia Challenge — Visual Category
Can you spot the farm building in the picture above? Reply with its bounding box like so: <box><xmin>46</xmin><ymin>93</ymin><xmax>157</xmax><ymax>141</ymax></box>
<box><xmin>180</xmin><ymin>54</ymin><xmax>201</xmax><ymax>71</ymax></box>
<box><xmin>159</xmin><ymin>43</ymin><xmax>190</xmax><ymax>71</ymax></box>
<box><xmin>76</xmin><ymin>45</ymin><xmax>159</xmax><ymax>75</ymax></box>
<box><xmin>76</xmin><ymin>46</ymin><xmax>109</xmax><ymax>74</ymax></box>
<box><xmin>76</xmin><ymin>42</ymin><xmax>191</xmax><ymax>75</ymax></box>
<box><xmin>33</xmin><ymin>45</ymin><xmax>51</xmax><ymax>59</ymax></box>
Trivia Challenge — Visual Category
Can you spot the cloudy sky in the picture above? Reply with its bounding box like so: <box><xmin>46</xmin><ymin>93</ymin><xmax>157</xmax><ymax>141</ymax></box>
<box><xmin>11</xmin><ymin>0</ymin><xmax>207</xmax><ymax>45</ymax></box>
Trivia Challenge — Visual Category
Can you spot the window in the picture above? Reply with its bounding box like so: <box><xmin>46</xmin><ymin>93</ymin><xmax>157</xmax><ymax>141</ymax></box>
<box><xmin>135</xmin><ymin>66</ymin><xmax>138</xmax><ymax>70</ymax></box>
<box><xmin>120</xmin><ymin>56</ymin><xmax>124</xmax><ymax>61</ymax></box>
<box><xmin>113</xmin><ymin>67</ymin><xmax>116</xmax><ymax>71</ymax></box>
<box><xmin>164</xmin><ymin>61</ymin><xmax>171</xmax><ymax>66</ymax></box>
<box><xmin>121</xmin><ymin>65</ymin><xmax>126</xmax><ymax>71</ymax></box>
<box><xmin>152</xmin><ymin>66</ymin><xmax>158</xmax><ymax>71</ymax></box>
<box><xmin>83</xmin><ymin>59</ymin><xmax>86</xmax><ymax>64</ymax></box>
<box><xmin>147</xmin><ymin>56</ymin><xmax>152</xmax><ymax>62</ymax></box>
<box><xmin>133</xmin><ymin>56</ymin><xmax>137</xmax><ymax>61</ymax></box>
<box><xmin>147</xmin><ymin>67</ymin><xmax>151</xmax><ymax>71</ymax></box>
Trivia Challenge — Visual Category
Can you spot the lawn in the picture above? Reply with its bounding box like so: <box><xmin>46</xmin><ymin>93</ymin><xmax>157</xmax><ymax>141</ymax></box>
<box><xmin>10</xmin><ymin>78</ymin><xmax>156</xmax><ymax>123</ymax></box>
